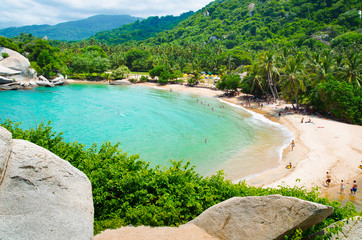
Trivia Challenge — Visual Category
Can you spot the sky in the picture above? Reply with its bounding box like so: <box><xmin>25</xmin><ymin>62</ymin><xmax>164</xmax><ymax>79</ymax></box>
<box><xmin>0</xmin><ymin>0</ymin><xmax>214</xmax><ymax>29</ymax></box>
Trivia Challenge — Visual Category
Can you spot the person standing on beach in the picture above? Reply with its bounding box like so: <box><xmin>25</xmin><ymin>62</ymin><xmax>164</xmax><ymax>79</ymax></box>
<box><xmin>326</xmin><ymin>172</ymin><xmax>331</xmax><ymax>187</ymax></box>
<box><xmin>290</xmin><ymin>140</ymin><xmax>295</xmax><ymax>151</ymax></box>
<box><xmin>351</xmin><ymin>180</ymin><xmax>358</xmax><ymax>194</ymax></box>
<box><xmin>340</xmin><ymin>180</ymin><xmax>345</xmax><ymax>194</ymax></box>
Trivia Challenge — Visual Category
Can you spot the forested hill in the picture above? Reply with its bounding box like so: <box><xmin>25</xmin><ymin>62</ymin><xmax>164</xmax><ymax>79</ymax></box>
<box><xmin>145</xmin><ymin>0</ymin><xmax>361</xmax><ymax>50</ymax></box>
<box><xmin>92</xmin><ymin>11</ymin><xmax>194</xmax><ymax>45</ymax></box>
<box><xmin>0</xmin><ymin>15</ymin><xmax>142</xmax><ymax>41</ymax></box>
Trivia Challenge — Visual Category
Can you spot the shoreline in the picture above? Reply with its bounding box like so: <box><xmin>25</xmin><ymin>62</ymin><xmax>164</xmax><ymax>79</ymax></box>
<box><xmin>69</xmin><ymin>80</ymin><xmax>362</xmax><ymax>206</ymax></box>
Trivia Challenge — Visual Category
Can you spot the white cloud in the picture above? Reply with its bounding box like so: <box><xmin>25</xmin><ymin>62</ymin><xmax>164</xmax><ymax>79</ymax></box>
<box><xmin>0</xmin><ymin>0</ymin><xmax>214</xmax><ymax>29</ymax></box>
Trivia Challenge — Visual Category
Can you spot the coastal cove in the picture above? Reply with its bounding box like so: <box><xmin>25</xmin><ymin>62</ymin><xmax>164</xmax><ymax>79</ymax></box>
<box><xmin>0</xmin><ymin>82</ymin><xmax>291</xmax><ymax>181</ymax></box>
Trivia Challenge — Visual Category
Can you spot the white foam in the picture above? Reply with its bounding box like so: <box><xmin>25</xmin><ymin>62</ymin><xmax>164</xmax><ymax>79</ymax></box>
<box><xmin>218</xmin><ymin>99</ymin><xmax>294</xmax><ymax>182</ymax></box>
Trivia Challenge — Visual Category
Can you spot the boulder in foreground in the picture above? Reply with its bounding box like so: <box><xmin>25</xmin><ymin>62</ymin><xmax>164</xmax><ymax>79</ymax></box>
<box><xmin>0</xmin><ymin>127</ymin><xmax>94</xmax><ymax>240</ymax></box>
<box><xmin>94</xmin><ymin>224</ymin><xmax>218</xmax><ymax>240</ymax></box>
<box><xmin>191</xmin><ymin>195</ymin><xmax>333</xmax><ymax>240</ymax></box>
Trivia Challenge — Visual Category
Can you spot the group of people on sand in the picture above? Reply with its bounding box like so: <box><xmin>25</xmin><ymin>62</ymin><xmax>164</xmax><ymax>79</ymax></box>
<box><xmin>325</xmin><ymin>171</ymin><xmax>358</xmax><ymax>195</ymax></box>
<box><xmin>300</xmin><ymin>118</ymin><xmax>313</xmax><ymax>124</ymax></box>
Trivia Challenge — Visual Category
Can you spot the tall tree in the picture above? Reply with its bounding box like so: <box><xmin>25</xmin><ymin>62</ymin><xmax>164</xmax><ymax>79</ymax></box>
<box><xmin>279</xmin><ymin>53</ymin><xmax>306</xmax><ymax>109</ymax></box>
<box><xmin>338</xmin><ymin>52</ymin><xmax>361</xmax><ymax>87</ymax></box>
<box><xmin>258</xmin><ymin>51</ymin><xmax>279</xmax><ymax>101</ymax></box>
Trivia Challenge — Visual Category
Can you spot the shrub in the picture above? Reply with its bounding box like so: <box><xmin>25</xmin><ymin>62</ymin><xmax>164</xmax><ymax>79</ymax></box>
<box><xmin>1</xmin><ymin>52</ymin><xmax>9</xmax><ymax>58</ymax></box>
<box><xmin>139</xmin><ymin>75</ymin><xmax>148</xmax><ymax>82</ymax></box>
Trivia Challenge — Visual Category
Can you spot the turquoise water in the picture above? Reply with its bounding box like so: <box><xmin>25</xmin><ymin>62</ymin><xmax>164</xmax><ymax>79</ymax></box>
<box><xmin>0</xmin><ymin>84</ymin><xmax>291</xmax><ymax>178</ymax></box>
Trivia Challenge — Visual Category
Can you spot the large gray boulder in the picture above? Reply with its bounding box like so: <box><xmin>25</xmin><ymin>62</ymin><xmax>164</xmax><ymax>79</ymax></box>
<box><xmin>0</xmin><ymin>47</ymin><xmax>37</xmax><ymax>81</ymax></box>
<box><xmin>109</xmin><ymin>79</ymin><xmax>131</xmax><ymax>85</ymax></box>
<box><xmin>191</xmin><ymin>195</ymin><xmax>333</xmax><ymax>240</ymax></box>
<box><xmin>0</xmin><ymin>127</ymin><xmax>12</xmax><ymax>179</ymax></box>
<box><xmin>0</xmin><ymin>127</ymin><xmax>94</xmax><ymax>240</ymax></box>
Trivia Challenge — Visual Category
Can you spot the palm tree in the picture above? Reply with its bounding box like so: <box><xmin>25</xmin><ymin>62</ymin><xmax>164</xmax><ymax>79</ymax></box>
<box><xmin>279</xmin><ymin>53</ymin><xmax>306</xmax><ymax>109</ymax></box>
<box><xmin>307</xmin><ymin>50</ymin><xmax>335</xmax><ymax>87</ymax></box>
<box><xmin>243</xmin><ymin>62</ymin><xmax>268</xmax><ymax>97</ymax></box>
<box><xmin>338</xmin><ymin>52</ymin><xmax>361</xmax><ymax>87</ymax></box>
<box><xmin>258</xmin><ymin>51</ymin><xmax>279</xmax><ymax>101</ymax></box>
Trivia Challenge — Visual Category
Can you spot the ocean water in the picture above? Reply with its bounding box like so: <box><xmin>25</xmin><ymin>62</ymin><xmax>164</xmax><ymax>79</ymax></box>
<box><xmin>0</xmin><ymin>84</ymin><xmax>292</xmax><ymax>179</ymax></box>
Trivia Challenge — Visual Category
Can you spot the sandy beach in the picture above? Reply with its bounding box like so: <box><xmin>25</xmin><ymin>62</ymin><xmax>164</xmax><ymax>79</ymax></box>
<box><xmin>69</xmin><ymin>80</ymin><xmax>362</xmax><ymax>206</ymax></box>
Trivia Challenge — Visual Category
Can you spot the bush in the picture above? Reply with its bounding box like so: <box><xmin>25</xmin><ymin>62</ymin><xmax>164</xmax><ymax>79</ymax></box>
<box><xmin>1</xmin><ymin>52</ymin><xmax>9</xmax><ymax>58</ymax></box>
<box><xmin>187</xmin><ymin>77</ymin><xmax>198</xmax><ymax>87</ymax></box>
<box><xmin>140</xmin><ymin>75</ymin><xmax>149</xmax><ymax>82</ymax></box>
<box><xmin>112</xmin><ymin>65</ymin><xmax>130</xmax><ymax>79</ymax></box>
<box><xmin>312</xmin><ymin>79</ymin><xmax>362</xmax><ymax>124</ymax></box>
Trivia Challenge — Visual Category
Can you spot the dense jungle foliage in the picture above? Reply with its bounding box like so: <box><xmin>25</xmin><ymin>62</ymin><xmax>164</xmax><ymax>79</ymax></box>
<box><xmin>146</xmin><ymin>0</ymin><xmax>361</xmax><ymax>49</ymax></box>
<box><xmin>1</xmin><ymin>120</ymin><xmax>360</xmax><ymax>238</ymax></box>
<box><xmin>93</xmin><ymin>12</ymin><xmax>194</xmax><ymax>45</ymax></box>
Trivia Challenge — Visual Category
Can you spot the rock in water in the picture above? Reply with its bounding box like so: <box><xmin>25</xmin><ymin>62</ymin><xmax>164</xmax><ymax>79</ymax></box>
<box><xmin>109</xmin><ymin>80</ymin><xmax>131</xmax><ymax>85</ymax></box>
<box><xmin>191</xmin><ymin>195</ymin><xmax>333</xmax><ymax>240</ymax></box>
<box><xmin>0</xmin><ymin>127</ymin><xmax>94</xmax><ymax>240</ymax></box>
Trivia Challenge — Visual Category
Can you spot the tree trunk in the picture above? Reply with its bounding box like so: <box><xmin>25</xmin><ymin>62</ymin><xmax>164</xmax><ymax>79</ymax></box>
<box><xmin>268</xmin><ymin>71</ymin><xmax>277</xmax><ymax>101</ymax></box>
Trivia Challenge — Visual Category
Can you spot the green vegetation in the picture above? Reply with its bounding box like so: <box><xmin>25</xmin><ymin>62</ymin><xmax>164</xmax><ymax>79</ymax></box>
<box><xmin>1</xmin><ymin>120</ymin><xmax>359</xmax><ymax>238</ymax></box>
<box><xmin>1</xmin><ymin>52</ymin><xmax>9</xmax><ymax>58</ymax></box>
<box><xmin>241</xmin><ymin>48</ymin><xmax>362</xmax><ymax>124</ymax></box>
<box><xmin>216</xmin><ymin>74</ymin><xmax>242</xmax><ymax>93</ymax></box>
<box><xmin>112</xmin><ymin>65</ymin><xmax>131</xmax><ymax>79</ymax></box>
<box><xmin>0</xmin><ymin>15</ymin><xmax>142</xmax><ymax>41</ymax></box>
<box><xmin>93</xmin><ymin>12</ymin><xmax>194</xmax><ymax>45</ymax></box>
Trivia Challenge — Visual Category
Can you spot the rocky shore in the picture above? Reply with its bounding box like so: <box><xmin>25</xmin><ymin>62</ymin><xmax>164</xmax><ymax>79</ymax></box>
<box><xmin>0</xmin><ymin>47</ymin><xmax>67</xmax><ymax>91</ymax></box>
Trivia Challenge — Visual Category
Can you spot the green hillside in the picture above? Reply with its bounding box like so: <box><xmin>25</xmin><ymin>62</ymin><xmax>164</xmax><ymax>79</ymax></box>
<box><xmin>92</xmin><ymin>11</ymin><xmax>194</xmax><ymax>44</ymax></box>
<box><xmin>0</xmin><ymin>15</ymin><xmax>142</xmax><ymax>41</ymax></box>
<box><xmin>147</xmin><ymin>0</ymin><xmax>361</xmax><ymax>49</ymax></box>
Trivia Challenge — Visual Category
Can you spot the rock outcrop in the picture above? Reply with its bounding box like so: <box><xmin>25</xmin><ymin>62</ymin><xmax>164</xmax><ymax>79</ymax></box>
<box><xmin>0</xmin><ymin>47</ymin><xmax>37</xmax><ymax>81</ymax></box>
<box><xmin>95</xmin><ymin>195</ymin><xmax>334</xmax><ymax>240</ymax></box>
<box><xmin>36</xmin><ymin>75</ymin><xmax>55</xmax><ymax>87</ymax></box>
<box><xmin>94</xmin><ymin>225</ymin><xmax>218</xmax><ymax>240</ymax></box>
<box><xmin>0</xmin><ymin>127</ymin><xmax>94</xmax><ymax>240</ymax></box>
<box><xmin>51</xmin><ymin>73</ymin><xmax>67</xmax><ymax>86</ymax></box>
<box><xmin>109</xmin><ymin>79</ymin><xmax>131</xmax><ymax>85</ymax></box>
<box><xmin>0</xmin><ymin>75</ymin><xmax>14</xmax><ymax>84</ymax></box>
<box><xmin>191</xmin><ymin>195</ymin><xmax>333</xmax><ymax>240</ymax></box>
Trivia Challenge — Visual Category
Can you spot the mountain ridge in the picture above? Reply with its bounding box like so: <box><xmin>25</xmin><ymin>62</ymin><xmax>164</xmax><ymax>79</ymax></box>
<box><xmin>92</xmin><ymin>12</ymin><xmax>194</xmax><ymax>45</ymax></box>
<box><xmin>0</xmin><ymin>15</ymin><xmax>143</xmax><ymax>41</ymax></box>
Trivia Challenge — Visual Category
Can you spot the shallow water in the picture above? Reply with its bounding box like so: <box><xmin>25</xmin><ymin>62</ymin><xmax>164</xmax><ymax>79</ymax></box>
<box><xmin>0</xmin><ymin>84</ymin><xmax>292</xmax><ymax>179</ymax></box>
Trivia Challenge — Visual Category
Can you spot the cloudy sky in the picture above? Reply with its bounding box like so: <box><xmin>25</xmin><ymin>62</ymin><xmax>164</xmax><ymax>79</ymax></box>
<box><xmin>0</xmin><ymin>0</ymin><xmax>214</xmax><ymax>29</ymax></box>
